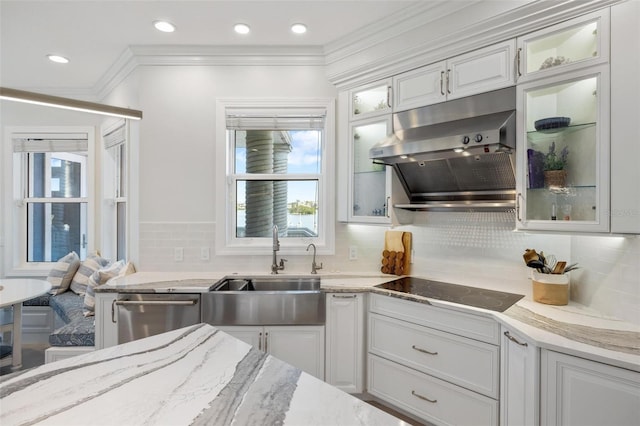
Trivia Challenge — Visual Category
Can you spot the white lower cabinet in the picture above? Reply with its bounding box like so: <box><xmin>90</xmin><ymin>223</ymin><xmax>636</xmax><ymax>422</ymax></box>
<box><xmin>369</xmin><ymin>355</ymin><xmax>498</xmax><ymax>425</ymax></box>
<box><xmin>367</xmin><ymin>294</ymin><xmax>500</xmax><ymax>425</ymax></box>
<box><xmin>21</xmin><ymin>306</ymin><xmax>54</xmax><ymax>344</ymax></box>
<box><xmin>217</xmin><ymin>325</ymin><xmax>325</xmax><ymax>380</ymax></box>
<box><xmin>325</xmin><ymin>293</ymin><xmax>365</xmax><ymax>393</ymax></box>
<box><xmin>94</xmin><ymin>292</ymin><xmax>118</xmax><ymax>349</ymax></box>
<box><xmin>500</xmin><ymin>326</ymin><xmax>539</xmax><ymax>426</ymax></box>
<box><xmin>541</xmin><ymin>349</ymin><xmax>640</xmax><ymax>426</ymax></box>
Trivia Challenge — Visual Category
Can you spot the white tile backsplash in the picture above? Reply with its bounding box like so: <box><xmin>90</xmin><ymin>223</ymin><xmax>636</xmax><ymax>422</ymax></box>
<box><xmin>137</xmin><ymin>215</ymin><xmax>639</xmax><ymax>325</ymax></box>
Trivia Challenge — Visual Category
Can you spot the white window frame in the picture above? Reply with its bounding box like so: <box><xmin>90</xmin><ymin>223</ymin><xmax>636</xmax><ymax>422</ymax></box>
<box><xmin>3</xmin><ymin>126</ymin><xmax>96</xmax><ymax>276</ymax></box>
<box><xmin>101</xmin><ymin>119</ymin><xmax>129</xmax><ymax>262</ymax></box>
<box><xmin>215</xmin><ymin>98</ymin><xmax>335</xmax><ymax>256</ymax></box>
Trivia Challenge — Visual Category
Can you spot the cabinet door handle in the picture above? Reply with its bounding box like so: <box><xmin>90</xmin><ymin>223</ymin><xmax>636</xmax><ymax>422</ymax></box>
<box><xmin>516</xmin><ymin>48</ymin><xmax>522</xmax><ymax>77</ymax></box>
<box><xmin>446</xmin><ymin>69</ymin><xmax>451</xmax><ymax>94</ymax></box>
<box><xmin>412</xmin><ymin>390</ymin><xmax>437</xmax><ymax>403</ymax></box>
<box><xmin>259</xmin><ymin>332</ymin><xmax>262</xmax><ymax>351</ymax></box>
<box><xmin>440</xmin><ymin>71</ymin><xmax>445</xmax><ymax>96</ymax></box>
<box><xmin>516</xmin><ymin>193</ymin><xmax>523</xmax><ymax>222</ymax></box>
<box><xmin>332</xmin><ymin>294</ymin><xmax>357</xmax><ymax>298</ymax></box>
<box><xmin>111</xmin><ymin>299</ymin><xmax>117</xmax><ymax>323</ymax></box>
<box><xmin>387</xmin><ymin>86</ymin><xmax>392</xmax><ymax>108</ymax></box>
<box><xmin>385</xmin><ymin>196</ymin><xmax>391</xmax><ymax>218</ymax></box>
<box><xmin>412</xmin><ymin>345</ymin><xmax>438</xmax><ymax>355</ymax></box>
<box><xmin>265</xmin><ymin>331</ymin><xmax>269</xmax><ymax>353</ymax></box>
<box><xmin>504</xmin><ymin>331</ymin><xmax>528</xmax><ymax>347</ymax></box>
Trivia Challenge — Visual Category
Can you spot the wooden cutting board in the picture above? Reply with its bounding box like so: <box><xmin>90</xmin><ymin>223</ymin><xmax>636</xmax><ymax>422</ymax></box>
<box><xmin>381</xmin><ymin>231</ymin><xmax>411</xmax><ymax>275</ymax></box>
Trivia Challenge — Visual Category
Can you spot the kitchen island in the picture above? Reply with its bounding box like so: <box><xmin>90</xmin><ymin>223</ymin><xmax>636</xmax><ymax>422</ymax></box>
<box><xmin>1</xmin><ymin>323</ymin><xmax>408</xmax><ymax>425</ymax></box>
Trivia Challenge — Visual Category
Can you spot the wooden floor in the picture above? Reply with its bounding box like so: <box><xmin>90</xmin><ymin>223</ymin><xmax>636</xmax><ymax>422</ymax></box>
<box><xmin>366</xmin><ymin>400</ymin><xmax>427</xmax><ymax>426</ymax></box>
<box><xmin>0</xmin><ymin>343</ymin><xmax>47</xmax><ymax>376</ymax></box>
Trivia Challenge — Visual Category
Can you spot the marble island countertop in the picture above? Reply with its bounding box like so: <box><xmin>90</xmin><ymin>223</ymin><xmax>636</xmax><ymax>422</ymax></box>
<box><xmin>98</xmin><ymin>272</ymin><xmax>640</xmax><ymax>372</ymax></box>
<box><xmin>0</xmin><ymin>324</ymin><xmax>408</xmax><ymax>426</ymax></box>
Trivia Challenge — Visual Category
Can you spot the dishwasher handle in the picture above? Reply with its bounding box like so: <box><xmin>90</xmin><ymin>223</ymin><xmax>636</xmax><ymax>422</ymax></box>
<box><xmin>115</xmin><ymin>300</ymin><xmax>198</xmax><ymax>306</ymax></box>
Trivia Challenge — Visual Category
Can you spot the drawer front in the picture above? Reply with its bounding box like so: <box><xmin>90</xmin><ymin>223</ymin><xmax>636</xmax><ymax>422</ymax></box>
<box><xmin>22</xmin><ymin>306</ymin><xmax>54</xmax><ymax>332</ymax></box>
<box><xmin>369</xmin><ymin>313</ymin><xmax>499</xmax><ymax>398</ymax></box>
<box><xmin>368</xmin><ymin>354</ymin><xmax>499</xmax><ymax>426</ymax></box>
<box><xmin>370</xmin><ymin>293</ymin><xmax>500</xmax><ymax>344</ymax></box>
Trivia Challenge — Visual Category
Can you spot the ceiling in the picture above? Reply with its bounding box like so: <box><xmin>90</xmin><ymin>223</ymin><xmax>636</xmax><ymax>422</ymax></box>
<box><xmin>0</xmin><ymin>0</ymin><xmax>417</xmax><ymax>92</ymax></box>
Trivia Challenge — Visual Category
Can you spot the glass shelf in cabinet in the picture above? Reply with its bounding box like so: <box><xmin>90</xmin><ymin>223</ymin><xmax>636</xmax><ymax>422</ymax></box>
<box><xmin>527</xmin><ymin>122</ymin><xmax>595</xmax><ymax>141</ymax></box>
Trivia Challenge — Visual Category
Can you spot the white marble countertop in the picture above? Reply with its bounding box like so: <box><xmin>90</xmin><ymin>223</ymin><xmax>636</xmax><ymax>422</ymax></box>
<box><xmin>0</xmin><ymin>324</ymin><xmax>408</xmax><ymax>426</ymax></box>
<box><xmin>0</xmin><ymin>279</ymin><xmax>51</xmax><ymax>308</ymax></box>
<box><xmin>97</xmin><ymin>271</ymin><xmax>640</xmax><ymax>372</ymax></box>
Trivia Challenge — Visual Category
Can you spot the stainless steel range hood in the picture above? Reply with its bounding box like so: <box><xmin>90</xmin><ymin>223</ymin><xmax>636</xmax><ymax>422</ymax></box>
<box><xmin>370</xmin><ymin>87</ymin><xmax>516</xmax><ymax>211</ymax></box>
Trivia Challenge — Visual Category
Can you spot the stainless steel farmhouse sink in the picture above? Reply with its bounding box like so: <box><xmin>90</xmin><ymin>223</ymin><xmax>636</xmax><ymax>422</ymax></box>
<box><xmin>201</xmin><ymin>276</ymin><xmax>325</xmax><ymax>326</ymax></box>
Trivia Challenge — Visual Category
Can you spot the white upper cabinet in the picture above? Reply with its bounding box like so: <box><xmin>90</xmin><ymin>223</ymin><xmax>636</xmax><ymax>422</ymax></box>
<box><xmin>349</xmin><ymin>79</ymin><xmax>392</xmax><ymax>120</ymax></box>
<box><xmin>393</xmin><ymin>62</ymin><xmax>446</xmax><ymax>112</ymax></box>
<box><xmin>516</xmin><ymin>9</ymin><xmax>610</xmax><ymax>83</ymax></box>
<box><xmin>392</xmin><ymin>39</ymin><xmax>516</xmax><ymax>112</ymax></box>
<box><xmin>447</xmin><ymin>39</ymin><xmax>516</xmax><ymax>100</ymax></box>
<box><xmin>610</xmin><ymin>0</ymin><xmax>640</xmax><ymax>234</ymax></box>
<box><xmin>516</xmin><ymin>64</ymin><xmax>610</xmax><ymax>232</ymax></box>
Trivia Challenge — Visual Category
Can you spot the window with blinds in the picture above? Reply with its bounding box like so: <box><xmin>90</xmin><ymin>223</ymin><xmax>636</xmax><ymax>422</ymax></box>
<box><xmin>12</xmin><ymin>133</ymin><xmax>89</xmax><ymax>262</ymax></box>
<box><xmin>226</xmin><ymin>108</ymin><xmax>326</xmax><ymax>239</ymax></box>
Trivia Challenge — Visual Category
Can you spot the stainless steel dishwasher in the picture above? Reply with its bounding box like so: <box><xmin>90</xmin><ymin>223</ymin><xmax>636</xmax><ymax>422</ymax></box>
<box><xmin>115</xmin><ymin>293</ymin><xmax>201</xmax><ymax>344</ymax></box>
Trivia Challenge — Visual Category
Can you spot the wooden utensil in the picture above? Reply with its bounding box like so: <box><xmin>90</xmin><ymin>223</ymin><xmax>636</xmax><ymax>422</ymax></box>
<box><xmin>552</xmin><ymin>261</ymin><xmax>566</xmax><ymax>274</ymax></box>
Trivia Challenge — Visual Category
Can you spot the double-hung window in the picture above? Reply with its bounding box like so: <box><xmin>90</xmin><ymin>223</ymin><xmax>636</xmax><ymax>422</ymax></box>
<box><xmin>215</xmin><ymin>99</ymin><xmax>335</xmax><ymax>254</ymax></box>
<box><xmin>102</xmin><ymin>120</ymin><xmax>128</xmax><ymax>261</ymax></box>
<box><xmin>6</xmin><ymin>128</ymin><xmax>95</xmax><ymax>273</ymax></box>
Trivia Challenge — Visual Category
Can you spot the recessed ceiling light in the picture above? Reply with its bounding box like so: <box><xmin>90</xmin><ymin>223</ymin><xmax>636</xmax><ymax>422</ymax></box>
<box><xmin>291</xmin><ymin>23</ymin><xmax>307</xmax><ymax>34</ymax></box>
<box><xmin>47</xmin><ymin>54</ymin><xmax>69</xmax><ymax>64</ymax></box>
<box><xmin>234</xmin><ymin>23</ymin><xmax>250</xmax><ymax>34</ymax></box>
<box><xmin>154</xmin><ymin>20</ymin><xmax>176</xmax><ymax>33</ymax></box>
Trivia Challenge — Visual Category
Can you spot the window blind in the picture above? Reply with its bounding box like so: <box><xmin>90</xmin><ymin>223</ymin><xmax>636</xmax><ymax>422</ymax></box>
<box><xmin>103</xmin><ymin>122</ymin><xmax>126</xmax><ymax>149</ymax></box>
<box><xmin>226</xmin><ymin>107</ymin><xmax>326</xmax><ymax>130</ymax></box>
<box><xmin>12</xmin><ymin>133</ymin><xmax>88</xmax><ymax>152</ymax></box>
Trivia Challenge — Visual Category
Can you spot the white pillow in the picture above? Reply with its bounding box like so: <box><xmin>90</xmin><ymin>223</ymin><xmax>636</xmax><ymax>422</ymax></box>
<box><xmin>83</xmin><ymin>261</ymin><xmax>136</xmax><ymax>317</ymax></box>
<box><xmin>70</xmin><ymin>252</ymin><xmax>110</xmax><ymax>296</ymax></box>
<box><xmin>47</xmin><ymin>252</ymin><xmax>81</xmax><ymax>295</ymax></box>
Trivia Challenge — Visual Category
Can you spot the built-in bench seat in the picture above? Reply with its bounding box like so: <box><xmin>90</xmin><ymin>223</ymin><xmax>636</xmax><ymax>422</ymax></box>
<box><xmin>48</xmin><ymin>292</ymin><xmax>95</xmax><ymax>347</ymax></box>
<box><xmin>23</xmin><ymin>293</ymin><xmax>52</xmax><ymax>307</ymax></box>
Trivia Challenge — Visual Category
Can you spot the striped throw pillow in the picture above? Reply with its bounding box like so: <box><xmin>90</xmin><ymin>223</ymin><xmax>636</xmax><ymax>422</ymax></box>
<box><xmin>47</xmin><ymin>252</ymin><xmax>81</xmax><ymax>295</ymax></box>
<box><xmin>83</xmin><ymin>261</ymin><xmax>136</xmax><ymax>317</ymax></box>
<box><xmin>70</xmin><ymin>253</ymin><xmax>110</xmax><ymax>296</ymax></box>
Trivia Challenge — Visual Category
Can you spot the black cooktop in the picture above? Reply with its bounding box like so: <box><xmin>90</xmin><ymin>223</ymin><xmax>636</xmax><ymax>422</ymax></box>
<box><xmin>375</xmin><ymin>277</ymin><xmax>524</xmax><ymax>312</ymax></box>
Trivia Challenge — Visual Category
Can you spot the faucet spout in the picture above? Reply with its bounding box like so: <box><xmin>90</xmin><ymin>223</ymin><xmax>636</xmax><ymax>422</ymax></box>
<box><xmin>271</xmin><ymin>225</ymin><xmax>285</xmax><ymax>274</ymax></box>
<box><xmin>306</xmin><ymin>243</ymin><xmax>323</xmax><ymax>274</ymax></box>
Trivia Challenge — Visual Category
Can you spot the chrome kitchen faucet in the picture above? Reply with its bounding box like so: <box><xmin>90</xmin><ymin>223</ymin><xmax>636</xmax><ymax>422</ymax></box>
<box><xmin>271</xmin><ymin>224</ymin><xmax>286</xmax><ymax>274</ymax></box>
<box><xmin>306</xmin><ymin>243</ymin><xmax>323</xmax><ymax>274</ymax></box>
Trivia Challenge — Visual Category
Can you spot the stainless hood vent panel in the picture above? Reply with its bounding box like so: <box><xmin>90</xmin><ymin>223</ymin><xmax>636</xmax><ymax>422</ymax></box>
<box><xmin>369</xmin><ymin>87</ymin><xmax>517</xmax><ymax>211</ymax></box>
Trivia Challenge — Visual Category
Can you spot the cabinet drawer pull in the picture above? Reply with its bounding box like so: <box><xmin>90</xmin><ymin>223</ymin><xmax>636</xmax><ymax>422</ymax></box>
<box><xmin>412</xmin><ymin>390</ymin><xmax>437</xmax><ymax>403</ymax></box>
<box><xmin>504</xmin><ymin>331</ymin><xmax>528</xmax><ymax>347</ymax></box>
<box><xmin>332</xmin><ymin>294</ymin><xmax>357</xmax><ymax>298</ymax></box>
<box><xmin>412</xmin><ymin>345</ymin><xmax>438</xmax><ymax>355</ymax></box>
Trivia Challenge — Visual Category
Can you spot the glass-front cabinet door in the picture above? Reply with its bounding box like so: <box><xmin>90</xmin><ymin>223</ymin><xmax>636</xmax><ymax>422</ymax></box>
<box><xmin>349</xmin><ymin>79</ymin><xmax>392</xmax><ymax>120</ymax></box>
<box><xmin>349</xmin><ymin>116</ymin><xmax>392</xmax><ymax>223</ymax></box>
<box><xmin>516</xmin><ymin>64</ymin><xmax>609</xmax><ymax>232</ymax></box>
<box><xmin>516</xmin><ymin>9</ymin><xmax>609</xmax><ymax>82</ymax></box>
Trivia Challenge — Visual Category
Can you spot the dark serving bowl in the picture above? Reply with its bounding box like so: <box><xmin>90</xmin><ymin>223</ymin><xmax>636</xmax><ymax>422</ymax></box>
<box><xmin>534</xmin><ymin>117</ymin><xmax>571</xmax><ymax>132</ymax></box>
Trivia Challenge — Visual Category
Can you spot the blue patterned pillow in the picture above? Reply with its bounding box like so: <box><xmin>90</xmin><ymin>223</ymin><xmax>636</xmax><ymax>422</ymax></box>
<box><xmin>70</xmin><ymin>253</ymin><xmax>110</xmax><ymax>296</ymax></box>
<box><xmin>47</xmin><ymin>252</ymin><xmax>81</xmax><ymax>295</ymax></box>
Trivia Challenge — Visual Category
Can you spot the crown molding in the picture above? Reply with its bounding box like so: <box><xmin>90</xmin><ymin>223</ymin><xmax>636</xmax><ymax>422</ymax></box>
<box><xmin>323</xmin><ymin>1</ymin><xmax>481</xmax><ymax>66</ymax></box>
<box><xmin>94</xmin><ymin>44</ymin><xmax>325</xmax><ymax>101</ymax></box>
<box><xmin>326</xmin><ymin>0</ymin><xmax>625</xmax><ymax>89</ymax></box>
